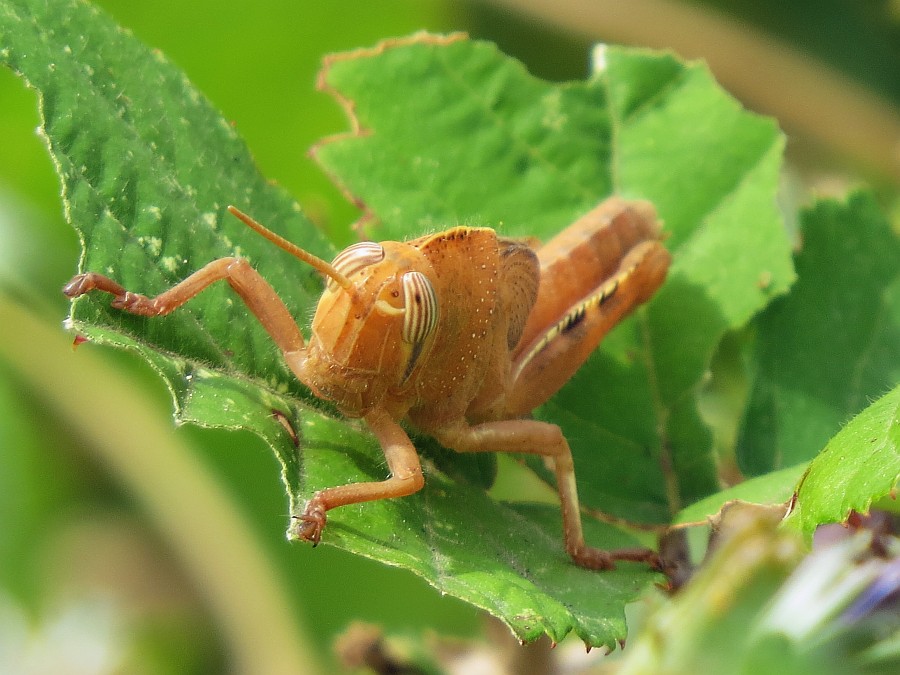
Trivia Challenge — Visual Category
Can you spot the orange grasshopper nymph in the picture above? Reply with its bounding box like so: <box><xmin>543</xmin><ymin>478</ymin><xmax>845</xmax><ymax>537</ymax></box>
<box><xmin>64</xmin><ymin>197</ymin><xmax>671</xmax><ymax>570</ymax></box>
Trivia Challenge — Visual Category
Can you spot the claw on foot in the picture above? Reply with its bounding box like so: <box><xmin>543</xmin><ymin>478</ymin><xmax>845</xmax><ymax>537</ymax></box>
<box><xmin>293</xmin><ymin>496</ymin><xmax>327</xmax><ymax>546</ymax></box>
<box><xmin>62</xmin><ymin>273</ymin><xmax>161</xmax><ymax>316</ymax></box>
<box><xmin>571</xmin><ymin>546</ymin><xmax>662</xmax><ymax>572</ymax></box>
<box><xmin>63</xmin><ymin>273</ymin><xmax>122</xmax><ymax>299</ymax></box>
<box><xmin>610</xmin><ymin>547</ymin><xmax>663</xmax><ymax>569</ymax></box>
<box><xmin>571</xmin><ymin>546</ymin><xmax>616</xmax><ymax>571</ymax></box>
<box><xmin>63</xmin><ymin>272</ymin><xmax>130</xmax><ymax>302</ymax></box>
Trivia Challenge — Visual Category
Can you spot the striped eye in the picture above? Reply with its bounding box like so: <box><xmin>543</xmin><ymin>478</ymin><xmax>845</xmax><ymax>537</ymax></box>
<box><xmin>401</xmin><ymin>271</ymin><xmax>438</xmax><ymax>345</ymax></box>
<box><xmin>328</xmin><ymin>242</ymin><xmax>384</xmax><ymax>289</ymax></box>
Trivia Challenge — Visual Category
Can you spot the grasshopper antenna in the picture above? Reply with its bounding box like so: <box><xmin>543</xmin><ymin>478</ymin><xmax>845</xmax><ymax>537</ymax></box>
<box><xmin>227</xmin><ymin>206</ymin><xmax>355</xmax><ymax>292</ymax></box>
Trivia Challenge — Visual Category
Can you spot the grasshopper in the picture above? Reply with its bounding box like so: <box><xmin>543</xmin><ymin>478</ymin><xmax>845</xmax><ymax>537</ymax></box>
<box><xmin>64</xmin><ymin>197</ymin><xmax>671</xmax><ymax>570</ymax></box>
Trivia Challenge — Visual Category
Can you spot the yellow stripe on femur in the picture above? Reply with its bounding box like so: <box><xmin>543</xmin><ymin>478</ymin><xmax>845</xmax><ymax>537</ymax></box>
<box><xmin>513</xmin><ymin>265</ymin><xmax>628</xmax><ymax>378</ymax></box>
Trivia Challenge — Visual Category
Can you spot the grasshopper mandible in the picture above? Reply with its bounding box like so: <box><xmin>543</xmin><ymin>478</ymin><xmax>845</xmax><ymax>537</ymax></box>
<box><xmin>63</xmin><ymin>197</ymin><xmax>671</xmax><ymax>570</ymax></box>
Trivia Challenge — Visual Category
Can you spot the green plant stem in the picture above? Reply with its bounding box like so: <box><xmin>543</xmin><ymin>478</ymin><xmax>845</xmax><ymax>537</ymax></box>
<box><xmin>0</xmin><ymin>291</ymin><xmax>322</xmax><ymax>675</ymax></box>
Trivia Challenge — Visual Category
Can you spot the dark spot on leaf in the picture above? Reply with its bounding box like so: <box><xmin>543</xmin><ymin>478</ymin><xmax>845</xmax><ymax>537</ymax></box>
<box><xmin>515</xmin><ymin>155</ymin><xmax>529</xmax><ymax>174</ymax></box>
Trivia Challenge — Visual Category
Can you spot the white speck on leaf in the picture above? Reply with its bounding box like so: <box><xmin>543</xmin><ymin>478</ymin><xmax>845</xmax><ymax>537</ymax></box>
<box><xmin>217</xmin><ymin>117</ymin><xmax>237</xmax><ymax>137</ymax></box>
<box><xmin>137</xmin><ymin>236</ymin><xmax>163</xmax><ymax>256</ymax></box>
<box><xmin>202</xmin><ymin>212</ymin><xmax>217</xmax><ymax>229</ymax></box>
<box><xmin>541</xmin><ymin>89</ymin><xmax>566</xmax><ymax>131</ymax></box>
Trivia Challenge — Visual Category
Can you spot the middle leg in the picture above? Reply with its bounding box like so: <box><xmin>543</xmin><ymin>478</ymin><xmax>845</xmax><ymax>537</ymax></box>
<box><xmin>431</xmin><ymin>419</ymin><xmax>659</xmax><ymax>570</ymax></box>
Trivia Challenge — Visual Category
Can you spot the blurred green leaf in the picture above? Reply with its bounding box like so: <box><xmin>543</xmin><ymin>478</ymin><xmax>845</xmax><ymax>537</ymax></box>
<box><xmin>0</xmin><ymin>362</ymin><xmax>69</xmax><ymax>607</ymax></box>
<box><xmin>313</xmin><ymin>37</ymin><xmax>794</xmax><ymax>521</ymax></box>
<box><xmin>619</xmin><ymin>506</ymin><xmax>806</xmax><ymax>675</ymax></box>
<box><xmin>784</xmin><ymin>383</ymin><xmax>900</xmax><ymax>537</ymax></box>
<box><xmin>621</xmin><ymin>504</ymin><xmax>900</xmax><ymax>675</ymax></box>
<box><xmin>738</xmin><ymin>193</ymin><xmax>900</xmax><ymax>475</ymax></box>
<box><xmin>695</xmin><ymin>0</ymin><xmax>900</xmax><ymax>103</ymax></box>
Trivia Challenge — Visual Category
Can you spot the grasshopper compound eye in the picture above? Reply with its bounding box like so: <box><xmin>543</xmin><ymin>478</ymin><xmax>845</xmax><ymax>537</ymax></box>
<box><xmin>400</xmin><ymin>271</ymin><xmax>438</xmax><ymax>345</ymax></box>
<box><xmin>328</xmin><ymin>242</ymin><xmax>385</xmax><ymax>290</ymax></box>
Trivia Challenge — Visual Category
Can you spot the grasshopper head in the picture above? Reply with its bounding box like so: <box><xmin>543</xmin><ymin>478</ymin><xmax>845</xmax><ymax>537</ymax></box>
<box><xmin>227</xmin><ymin>207</ymin><xmax>440</xmax><ymax>417</ymax></box>
<box><xmin>300</xmin><ymin>240</ymin><xmax>440</xmax><ymax>417</ymax></box>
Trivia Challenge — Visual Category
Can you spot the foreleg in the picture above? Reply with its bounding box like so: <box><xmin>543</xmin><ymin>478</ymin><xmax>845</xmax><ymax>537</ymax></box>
<box><xmin>63</xmin><ymin>257</ymin><xmax>306</xmax><ymax>357</ymax></box>
<box><xmin>293</xmin><ymin>409</ymin><xmax>425</xmax><ymax>544</ymax></box>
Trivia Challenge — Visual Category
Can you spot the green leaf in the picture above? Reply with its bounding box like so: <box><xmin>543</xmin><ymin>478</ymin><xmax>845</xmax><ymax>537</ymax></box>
<box><xmin>0</xmin><ymin>1</ymin><xmax>795</xmax><ymax>647</ymax></box>
<box><xmin>738</xmin><ymin>193</ymin><xmax>900</xmax><ymax>475</ymax></box>
<box><xmin>0</xmin><ymin>1</ymin><xmax>659</xmax><ymax>647</ymax></box>
<box><xmin>304</xmin><ymin>420</ymin><xmax>656</xmax><ymax>645</ymax></box>
<box><xmin>784</xmin><ymin>384</ymin><xmax>900</xmax><ymax>537</ymax></box>
<box><xmin>313</xmin><ymin>37</ymin><xmax>794</xmax><ymax>521</ymax></box>
<box><xmin>673</xmin><ymin>463</ymin><xmax>807</xmax><ymax>526</ymax></box>
<box><xmin>0</xmin><ymin>0</ymin><xmax>337</xmax><ymax>510</ymax></box>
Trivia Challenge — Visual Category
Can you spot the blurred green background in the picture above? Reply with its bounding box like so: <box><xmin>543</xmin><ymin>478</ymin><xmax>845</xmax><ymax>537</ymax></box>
<box><xmin>1</xmin><ymin>1</ymin><xmax>897</xmax><ymax>673</ymax></box>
